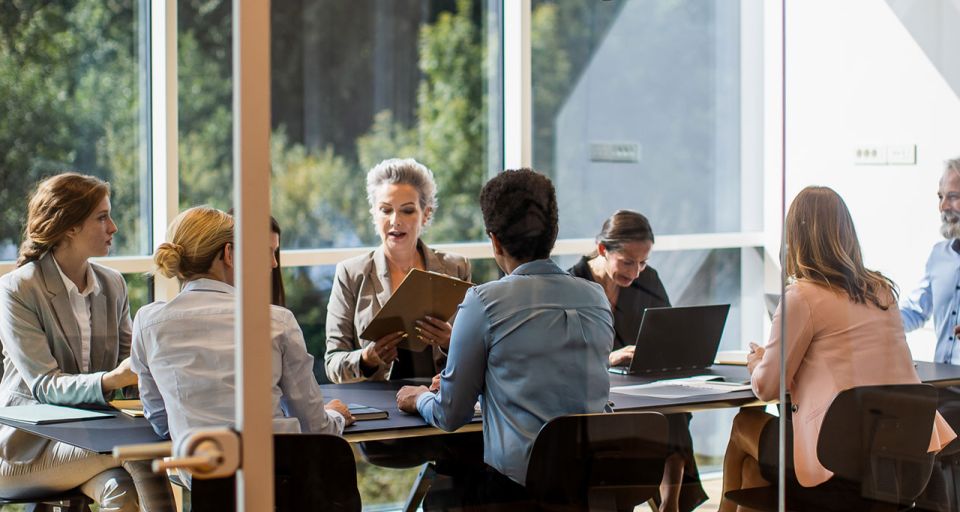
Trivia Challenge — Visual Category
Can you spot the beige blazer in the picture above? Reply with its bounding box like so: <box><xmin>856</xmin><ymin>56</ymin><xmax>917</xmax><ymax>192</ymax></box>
<box><xmin>324</xmin><ymin>240</ymin><xmax>470</xmax><ymax>383</ymax></box>
<box><xmin>752</xmin><ymin>280</ymin><xmax>956</xmax><ymax>487</ymax></box>
<box><xmin>0</xmin><ymin>252</ymin><xmax>131</xmax><ymax>463</ymax></box>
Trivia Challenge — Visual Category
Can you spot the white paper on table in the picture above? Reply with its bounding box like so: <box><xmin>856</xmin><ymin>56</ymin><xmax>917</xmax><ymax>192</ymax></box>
<box><xmin>610</xmin><ymin>376</ymin><xmax>752</xmax><ymax>399</ymax></box>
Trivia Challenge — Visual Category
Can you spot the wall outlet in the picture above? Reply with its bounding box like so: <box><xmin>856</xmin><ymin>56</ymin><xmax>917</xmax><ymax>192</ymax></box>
<box><xmin>852</xmin><ymin>144</ymin><xmax>917</xmax><ymax>166</ymax></box>
<box><xmin>853</xmin><ymin>145</ymin><xmax>887</xmax><ymax>165</ymax></box>
<box><xmin>887</xmin><ymin>144</ymin><xmax>917</xmax><ymax>165</ymax></box>
<box><xmin>590</xmin><ymin>142</ymin><xmax>641</xmax><ymax>163</ymax></box>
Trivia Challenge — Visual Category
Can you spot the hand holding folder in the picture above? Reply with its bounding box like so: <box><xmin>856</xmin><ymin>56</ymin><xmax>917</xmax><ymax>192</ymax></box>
<box><xmin>360</xmin><ymin>269</ymin><xmax>473</xmax><ymax>352</ymax></box>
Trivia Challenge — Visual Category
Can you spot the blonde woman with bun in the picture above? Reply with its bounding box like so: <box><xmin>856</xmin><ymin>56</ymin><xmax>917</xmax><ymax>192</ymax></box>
<box><xmin>130</xmin><ymin>206</ymin><xmax>353</xmax><ymax>476</ymax></box>
<box><xmin>0</xmin><ymin>173</ymin><xmax>173</xmax><ymax>511</ymax></box>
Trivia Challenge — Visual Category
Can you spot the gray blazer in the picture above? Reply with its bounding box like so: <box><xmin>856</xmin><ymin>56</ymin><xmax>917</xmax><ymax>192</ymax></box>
<box><xmin>0</xmin><ymin>252</ymin><xmax>131</xmax><ymax>463</ymax></box>
<box><xmin>324</xmin><ymin>240</ymin><xmax>470</xmax><ymax>383</ymax></box>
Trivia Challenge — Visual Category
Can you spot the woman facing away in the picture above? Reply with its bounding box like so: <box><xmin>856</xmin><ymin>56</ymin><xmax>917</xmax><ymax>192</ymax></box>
<box><xmin>719</xmin><ymin>186</ymin><xmax>956</xmax><ymax>511</ymax></box>
<box><xmin>130</xmin><ymin>206</ymin><xmax>353</xmax><ymax>482</ymax></box>
<box><xmin>0</xmin><ymin>173</ymin><xmax>173</xmax><ymax>511</ymax></box>
<box><xmin>324</xmin><ymin>158</ymin><xmax>470</xmax><ymax>383</ymax></box>
<box><xmin>569</xmin><ymin>209</ymin><xmax>707</xmax><ymax>512</ymax></box>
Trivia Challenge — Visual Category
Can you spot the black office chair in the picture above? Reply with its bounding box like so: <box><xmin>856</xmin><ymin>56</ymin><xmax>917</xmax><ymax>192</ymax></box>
<box><xmin>189</xmin><ymin>433</ymin><xmax>361</xmax><ymax>512</ymax></box>
<box><xmin>725</xmin><ymin>383</ymin><xmax>940</xmax><ymax>512</ymax></box>
<box><xmin>524</xmin><ymin>411</ymin><xmax>669</xmax><ymax>511</ymax></box>
<box><xmin>0</xmin><ymin>490</ymin><xmax>91</xmax><ymax>512</ymax></box>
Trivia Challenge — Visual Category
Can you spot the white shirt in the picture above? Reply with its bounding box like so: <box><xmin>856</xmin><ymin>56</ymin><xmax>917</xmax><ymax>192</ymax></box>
<box><xmin>51</xmin><ymin>257</ymin><xmax>100</xmax><ymax>372</ymax></box>
<box><xmin>129</xmin><ymin>278</ymin><xmax>344</xmax><ymax>456</ymax></box>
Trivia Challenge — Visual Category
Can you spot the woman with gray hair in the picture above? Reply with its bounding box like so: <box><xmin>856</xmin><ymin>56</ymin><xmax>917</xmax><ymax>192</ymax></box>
<box><xmin>324</xmin><ymin>158</ymin><xmax>471</xmax><ymax>383</ymax></box>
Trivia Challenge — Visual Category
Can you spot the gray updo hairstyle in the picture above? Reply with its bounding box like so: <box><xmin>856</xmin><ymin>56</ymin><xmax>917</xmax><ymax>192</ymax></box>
<box><xmin>365</xmin><ymin>158</ymin><xmax>437</xmax><ymax>225</ymax></box>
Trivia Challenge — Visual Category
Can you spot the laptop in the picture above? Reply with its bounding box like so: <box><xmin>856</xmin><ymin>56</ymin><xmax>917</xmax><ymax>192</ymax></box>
<box><xmin>608</xmin><ymin>304</ymin><xmax>731</xmax><ymax>376</ymax></box>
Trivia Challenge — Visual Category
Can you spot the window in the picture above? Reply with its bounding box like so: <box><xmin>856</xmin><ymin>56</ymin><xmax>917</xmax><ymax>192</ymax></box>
<box><xmin>0</xmin><ymin>2</ymin><xmax>150</xmax><ymax>259</ymax></box>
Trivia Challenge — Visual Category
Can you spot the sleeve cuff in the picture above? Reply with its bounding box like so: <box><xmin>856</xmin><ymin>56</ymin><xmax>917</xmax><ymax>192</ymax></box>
<box><xmin>326</xmin><ymin>409</ymin><xmax>346</xmax><ymax>434</ymax></box>
<box><xmin>415</xmin><ymin>391</ymin><xmax>436</xmax><ymax>419</ymax></box>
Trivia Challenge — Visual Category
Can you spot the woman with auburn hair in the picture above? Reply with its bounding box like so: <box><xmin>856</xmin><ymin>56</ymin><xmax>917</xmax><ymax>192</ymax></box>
<box><xmin>130</xmin><ymin>206</ymin><xmax>352</xmax><ymax>482</ymax></box>
<box><xmin>569</xmin><ymin>209</ymin><xmax>706</xmax><ymax>512</ymax></box>
<box><xmin>0</xmin><ymin>173</ymin><xmax>173</xmax><ymax>511</ymax></box>
<box><xmin>719</xmin><ymin>186</ymin><xmax>956</xmax><ymax>511</ymax></box>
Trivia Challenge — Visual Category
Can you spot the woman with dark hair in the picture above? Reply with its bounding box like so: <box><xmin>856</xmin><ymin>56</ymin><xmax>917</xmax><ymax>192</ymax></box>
<box><xmin>569</xmin><ymin>209</ymin><xmax>706</xmax><ymax>512</ymax></box>
<box><xmin>719</xmin><ymin>186</ymin><xmax>956</xmax><ymax>511</ymax></box>
<box><xmin>227</xmin><ymin>209</ymin><xmax>285</xmax><ymax>307</ymax></box>
<box><xmin>0</xmin><ymin>173</ymin><xmax>173</xmax><ymax>511</ymax></box>
<box><xmin>269</xmin><ymin>216</ymin><xmax>286</xmax><ymax>307</ymax></box>
<box><xmin>398</xmin><ymin>169</ymin><xmax>614</xmax><ymax>505</ymax></box>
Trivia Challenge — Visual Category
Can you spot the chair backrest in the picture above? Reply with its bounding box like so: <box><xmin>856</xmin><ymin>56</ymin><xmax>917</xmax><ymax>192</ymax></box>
<box><xmin>525</xmin><ymin>412</ymin><xmax>668</xmax><ymax>509</ymax></box>
<box><xmin>817</xmin><ymin>383</ymin><xmax>938</xmax><ymax>505</ymax></box>
<box><xmin>191</xmin><ymin>433</ymin><xmax>361</xmax><ymax>512</ymax></box>
<box><xmin>275</xmin><ymin>433</ymin><xmax>361</xmax><ymax>511</ymax></box>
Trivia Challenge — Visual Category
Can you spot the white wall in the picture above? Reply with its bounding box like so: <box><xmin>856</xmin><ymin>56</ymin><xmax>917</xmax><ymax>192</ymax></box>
<box><xmin>780</xmin><ymin>0</ymin><xmax>960</xmax><ymax>360</ymax></box>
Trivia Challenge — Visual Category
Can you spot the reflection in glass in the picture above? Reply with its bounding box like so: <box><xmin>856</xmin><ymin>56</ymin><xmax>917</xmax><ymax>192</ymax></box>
<box><xmin>532</xmin><ymin>0</ymin><xmax>742</xmax><ymax>238</ymax></box>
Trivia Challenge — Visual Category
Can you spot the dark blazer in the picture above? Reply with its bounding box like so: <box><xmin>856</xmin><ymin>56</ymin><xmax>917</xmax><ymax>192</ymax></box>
<box><xmin>568</xmin><ymin>256</ymin><xmax>670</xmax><ymax>350</ymax></box>
<box><xmin>0</xmin><ymin>252</ymin><xmax>131</xmax><ymax>463</ymax></box>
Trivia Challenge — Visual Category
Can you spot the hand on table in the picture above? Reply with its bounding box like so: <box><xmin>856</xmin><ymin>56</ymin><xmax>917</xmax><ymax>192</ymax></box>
<box><xmin>746</xmin><ymin>342</ymin><xmax>765</xmax><ymax>374</ymax></box>
<box><xmin>608</xmin><ymin>345</ymin><xmax>635</xmax><ymax>367</ymax></box>
<box><xmin>396</xmin><ymin>385</ymin><xmax>430</xmax><ymax>414</ymax></box>
<box><xmin>429</xmin><ymin>373</ymin><xmax>442</xmax><ymax>392</ymax></box>
<box><xmin>325</xmin><ymin>399</ymin><xmax>355</xmax><ymax>426</ymax></box>
<box><xmin>361</xmin><ymin>331</ymin><xmax>404</xmax><ymax>370</ymax></box>
<box><xmin>415</xmin><ymin>316</ymin><xmax>452</xmax><ymax>350</ymax></box>
<box><xmin>102</xmin><ymin>357</ymin><xmax>138</xmax><ymax>393</ymax></box>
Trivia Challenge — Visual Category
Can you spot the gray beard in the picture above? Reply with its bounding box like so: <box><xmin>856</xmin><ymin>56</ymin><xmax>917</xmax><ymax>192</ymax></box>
<box><xmin>941</xmin><ymin>211</ymin><xmax>960</xmax><ymax>239</ymax></box>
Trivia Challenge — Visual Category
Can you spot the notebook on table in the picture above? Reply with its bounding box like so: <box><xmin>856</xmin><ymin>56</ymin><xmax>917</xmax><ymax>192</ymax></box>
<box><xmin>0</xmin><ymin>404</ymin><xmax>114</xmax><ymax>425</ymax></box>
<box><xmin>608</xmin><ymin>304</ymin><xmax>730</xmax><ymax>376</ymax></box>
<box><xmin>347</xmin><ymin>403</ymin><xmax>389</xmax><ymax>421</ymax></box>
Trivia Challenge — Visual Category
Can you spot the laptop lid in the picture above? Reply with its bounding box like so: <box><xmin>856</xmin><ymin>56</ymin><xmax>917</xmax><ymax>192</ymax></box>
<box><xmin>623</xmin><ymin>304</ymin><xmax>731</xmax><ymax>375</ymax></box>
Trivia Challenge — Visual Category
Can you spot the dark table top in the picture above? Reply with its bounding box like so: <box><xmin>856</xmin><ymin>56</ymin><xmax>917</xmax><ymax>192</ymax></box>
<box><xmin>2</xmin><ymin>361</ymin><xmax>959</xmax><ymax>452</ymax></box>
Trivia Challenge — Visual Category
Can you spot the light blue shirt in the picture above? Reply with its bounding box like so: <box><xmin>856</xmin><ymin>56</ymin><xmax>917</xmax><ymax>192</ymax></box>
<box><xmin>901</xmin><ymin>239</ymin><xmax>960</xmax><ymax>364</ymax></box>
<box><xmin>130</xmin><ymin>278</ymin><xmax>344</xmax><ymax>455</ymax></box>
<box><xmin>416</xmin><ymin>259</ymin><xmax>614</xmax><ymax>485</ymax></box>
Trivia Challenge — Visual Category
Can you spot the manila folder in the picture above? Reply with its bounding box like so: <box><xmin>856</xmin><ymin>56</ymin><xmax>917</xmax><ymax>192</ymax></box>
<box><xmin>360</xmin><ymin>268</ymin><xmax>473</xmax><ymax>352</ymax></box>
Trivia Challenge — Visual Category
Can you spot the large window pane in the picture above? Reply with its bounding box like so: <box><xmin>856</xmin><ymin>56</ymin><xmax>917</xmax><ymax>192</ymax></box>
<box><xmin>178</xmin><ymin>0</ymin><xmax>503</xmax><ymax>249</ymax></box>
<box><xmin>0</xmin><ymin>2</ymin><xmax>150</xmax><ymax>258</ymax></box>
<box><xmin>532</xmin><ymin>0</ymin><xmax>742</xmax><ymax>238</ymax></box>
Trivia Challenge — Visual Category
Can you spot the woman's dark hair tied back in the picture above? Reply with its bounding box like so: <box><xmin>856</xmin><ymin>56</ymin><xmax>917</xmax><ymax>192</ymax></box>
<box><xmin>594</xmin><ymin>209</ymin><xmax>654</xmax><ymax>255</ymax></box>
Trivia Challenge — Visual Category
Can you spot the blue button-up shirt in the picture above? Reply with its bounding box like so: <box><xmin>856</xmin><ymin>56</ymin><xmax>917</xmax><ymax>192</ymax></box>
<box><xmin>901</xmin><ymin>239</ymin><xmax>960</xmax><ymax>364</ymax></box>
<box><xmin>416</xmin><ymin>259</ymin><xmax>614</xmax><ymax>485</ymax></box>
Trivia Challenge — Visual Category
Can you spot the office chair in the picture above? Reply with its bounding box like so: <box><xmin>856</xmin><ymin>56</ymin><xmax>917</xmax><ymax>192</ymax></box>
<box><xmin>0</xmin><ymin>490</ymin><xmax>91</xmax><ymax>512</ymax></box>
<box><xmin>725</xmin><ymin>383</ymin><xmax>940</xmax><ymax>512</ymax></box>
<box><xmin>524</xmin><ymin>411</ymin><xmax>669</xmax><ymax>511</ymax></box>
<box><xmin>189</xmin><ymin>433</ymin><xmax>361</xmax><ymax>512</ymax></box>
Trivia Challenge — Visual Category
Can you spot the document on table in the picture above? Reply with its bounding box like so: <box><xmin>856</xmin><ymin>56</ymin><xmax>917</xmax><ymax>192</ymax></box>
<box><xmin>0</xmin><ymin>404</ymin><xmax>114</xmax><ymax>424</ymax></box>
<box><xmin>610</xmin><ymin>375</ymin><xmax>752</xmax><ymax>399</ymax></box>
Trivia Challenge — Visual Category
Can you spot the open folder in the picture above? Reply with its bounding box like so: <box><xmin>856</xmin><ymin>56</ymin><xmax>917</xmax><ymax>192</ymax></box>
<box><xmin>360</xmin><ymin>268</ymin><xmax>473</xmax><ymax>352</ymax></box>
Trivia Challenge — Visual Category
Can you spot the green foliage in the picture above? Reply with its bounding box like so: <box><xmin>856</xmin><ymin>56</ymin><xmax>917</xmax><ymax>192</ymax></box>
<box><xmin>0</xmin><ymin>1</ymin><xmax>144</xmax><ymax>256</ymax></box>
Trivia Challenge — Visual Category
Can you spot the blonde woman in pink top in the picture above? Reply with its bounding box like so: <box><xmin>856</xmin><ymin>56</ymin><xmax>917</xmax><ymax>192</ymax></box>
<box><xmin>719</xmin><ymin>186</ymin><xmax>956</xmax><ymax>511</ymax></box>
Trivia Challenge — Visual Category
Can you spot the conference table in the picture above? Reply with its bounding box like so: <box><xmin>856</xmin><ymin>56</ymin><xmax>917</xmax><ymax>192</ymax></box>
<box><xmin>1</xmin><ymin>361</ymin><xmax>959</xmax><ymax>453</ymax></box>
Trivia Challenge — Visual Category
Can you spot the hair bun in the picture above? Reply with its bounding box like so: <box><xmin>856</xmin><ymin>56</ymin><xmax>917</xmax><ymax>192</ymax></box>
<box><xmin>153</xmin><ymin>242</ymin><xmax>184</xmax><ymax>279</ymax></box>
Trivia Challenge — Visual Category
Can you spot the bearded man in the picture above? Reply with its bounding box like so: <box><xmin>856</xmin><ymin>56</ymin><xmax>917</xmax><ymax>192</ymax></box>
<box><xmin>901</xmin><ymin>157</ymin><xmax>960</xmax><ymax>366</ymax></box>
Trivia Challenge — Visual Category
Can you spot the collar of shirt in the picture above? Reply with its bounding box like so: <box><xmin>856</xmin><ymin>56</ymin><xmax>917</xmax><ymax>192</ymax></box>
<box><xmin>952</xmin><ymin>238</ymin><xmax>960</xmax><ymax>254</ymax></box>
<box><xmin>51</xmin><ymin>256</ymin><xmax>100</xmax><ymax>298</ymax></box>
<box><xmin>511</xmin><ymin>259</ymin><xmax>567</xmax><ymax>276</ymax></box>
<box><xmin>182</xmin><ymin>278</ymin><xmax>235</xmax><ymax>295</ymax></box>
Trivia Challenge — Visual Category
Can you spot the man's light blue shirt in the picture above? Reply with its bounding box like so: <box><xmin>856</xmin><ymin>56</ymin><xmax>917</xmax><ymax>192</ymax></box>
<box><xmin>415</xmin><ymin>259</ymin><xmax>614</xmax><ymax>485</ymax></box>
<box><xmin>901</xmin><ymin>239</ymin><xmax>960</xmax><ymax>364</ymax></box>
